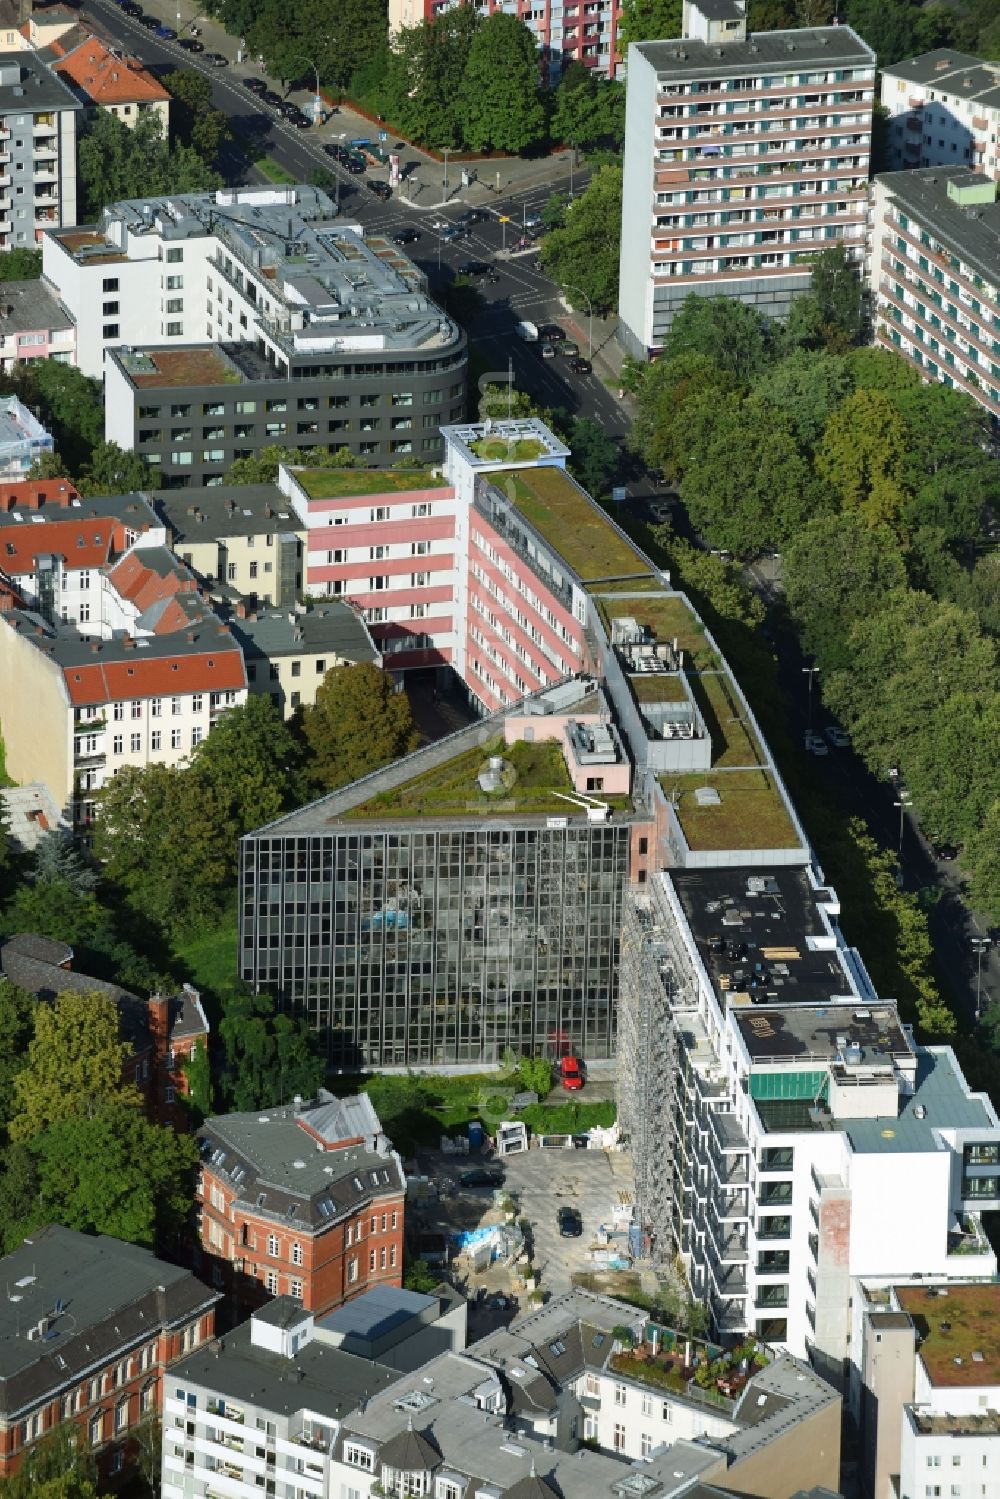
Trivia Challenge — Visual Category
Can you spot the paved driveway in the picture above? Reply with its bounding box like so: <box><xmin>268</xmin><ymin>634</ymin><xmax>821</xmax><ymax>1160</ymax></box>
<box><xmin>501</xmin><ymin>1148</ymin><xmax>633</xmax><ymax>1296</ymax></box>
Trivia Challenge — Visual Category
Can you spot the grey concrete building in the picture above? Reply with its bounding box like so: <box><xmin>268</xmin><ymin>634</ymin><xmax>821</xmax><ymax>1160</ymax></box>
<box><xmin>618</xmin><ymin>0</ymin><xmax>875</xmax><ymax>356</ymax></box>
<box><xmin>0</xmin><ymin>51</ymin><xmax>81</xmax><ymax>250</ymax></box>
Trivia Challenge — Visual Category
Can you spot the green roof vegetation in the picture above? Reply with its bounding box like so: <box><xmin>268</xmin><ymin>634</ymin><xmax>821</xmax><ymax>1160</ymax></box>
<box><xmin>660</xmin><ymin>770</ymin><xmax>800</xmax><ymax>852</ymax></box>
<box><xmin>630</xmin><ymin>673</ymin><xmax>688</xmax><ymax>704</ymax></box>
<box><xmin>690</xmin><ymin>672</ymin><xmax>763</xmax><ymax>767</ymax></box>
<box><xmin>347</xmin><ymin>736</ymin><xmax>579</xmax><ymax>820</ymax></box>
<box><xmin>597</xmin><ymin>592</ymin><xmax>718</xmax><ymax>670</ymax></box>
<box><xmin>295</xmin><ymin>468</ymin><xmax>448</xmax><ymax>499</ymax></box>
<box><xmin>896</xmin><ymin>1284</ymin><xmax>1000</xmax><ymax>1387</ymax></box>
<box><xmin>473</xmin><ymin>436</ymin><xmax>547</xmax><ymax>462</ymax></box>
<box><xmin>596</xmin><ymin>576</ymin><xmax>666</xmax><ymax>594</ymax></box>
<box><xmin>496</xmin><ymin>466</ymin><xmax>654</xmax><ymax>583</ymax></box>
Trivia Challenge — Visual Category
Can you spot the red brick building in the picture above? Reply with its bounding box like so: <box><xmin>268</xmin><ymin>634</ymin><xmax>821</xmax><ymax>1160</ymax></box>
<box><xmin>198</xmin><ymin>1091</ymin><xmax>406</xmax><ymax>1320</ymax></box>
<box><xmin>0</xmin><ymin>1224</ymin><xmax>220</xmax><ymax>1486</ymax></box>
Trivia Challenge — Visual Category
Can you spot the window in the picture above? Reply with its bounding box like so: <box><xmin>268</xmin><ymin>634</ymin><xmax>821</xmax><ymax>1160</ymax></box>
<box><xmin>291</xmin><ymin>1241</ymin><xmax>303</xmax><ymax>1265</ymax></box>
<box><xmin>191</xmin><ymin>727</ymin><xmax>204</xmax><ymax>747</ymax></box>
<box><xmin>113</xmin><ymin>734</ymin><xmax>123</xmax><ymax>755</ymax></box>
<box><xmin>641</xmin><ymin>1433</ymin><xmax>652</xmax><ymax>1458</ymax></box>
<box><xmin>264</xmin><ymin>1269</ymin><xmax>278</xmax><ymax>1294</ymax></box>
<box><xmin>130</xmin><ymin>733</ymin><xmax>141</xmax><ymax>753</ymax></box>
<box><xmin>613</xmin><ymin>1423</ymin><xmax>626</xmax><ymax>1453</ymax></box>
<box><xmin>150</xmin><ymin>697</ymin><xmax>162</xmax><ymax>718</ymax></box>
<box><xmin>344</xmin><ymin>1442</ymin><xmax>374</xmax><ymax>1472</ymax></box>
<box><xmin>89</xmin><ymin>1413</ymin><xmax>103</xmax><ymax>1446</ymax></box>
<box><xmin>249</xmin><ymin>561</ymin><xmax>258</xmax><ymax>580</ymax></box>
<box><xmin>614</xmin><ymin>1383</ymin><xmax>627</xmax><ymax>1406</ymax></box>
<box><xmin>370</xmin><ymin>1248</ymin><xmax>377</xmax><ymax>1272</ymax></box>
<box><xmin>172</xmin><ymin>697</ymin><xmax>182</xmax><ymax>715</ymax></box>
<box><xmin>166</xmin><ymin>322</ymin><xmax>183</xmax><ymax>337</ymax></box>
<box><xmin>267</xmin><ymin>1233</ymin><xmax>279</xmax><ymax>1257</ymax></box>
<box><xmin>115</xmin><ymin>1397</ymin><xmax>129</xmax><ymax>1432</ymax></box>
<box><xmin>103</xmin><ymin>301</ymin><xmax>119</xmax><ymax>316</ymax></box>
<box><xmin>347</xmin><ymin>1256</ymin><xmax>358</xmax><ymax>1284</ymax></box>
<box><xmin>103</xmin><ymin>323</ymin><xmax>119</xmax><ymax>339</ymax></box>
<box><xmin>289</xmin><ymin>1278</ymin><xmax>303</xmax><ymax>1300</ymax></box>
<box><xmin>103</xmin><ymin>277</ymin><xmax>119</xmax><ymax>292</ymax></box>
<box><xmin>113</xmin><ymin>702</ymin><xmax>124</xmax><ymax>721</ymax></box>
<box><xmin>170</xmin><ymin>729</ymin><xmax>181</xmax><ymax>750</ymax></box>
<box><xmin>166</xmin><ymin>248</ymin><xmax>183</xmax><ymax>263</ymax></box>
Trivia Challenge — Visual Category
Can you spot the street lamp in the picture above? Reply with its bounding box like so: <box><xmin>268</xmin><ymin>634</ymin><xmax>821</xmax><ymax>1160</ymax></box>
<box><xmin>560</xmin><ymin>281</ymin><xmax>593</xmax><ymax>361</ymax></box>
<box><xmin>972</xmin><ymin>935</ymin><xmax>990</xmax><ymax>1021</ymax></box>
<box><xmin>288</xmin><ymin>53</ymin><xmax>322</xmax><ymax>119</ymax></box>
<box><xmin>441</xmin><ymin>148</ymin><xmax>450</xmax><ymax>206</ymax></box>
<box><xmin>802</xmin><ymin>665</ymin><xmax>819</xmax><ymax>731</ymax></box>
<box><xmin>893</xmin><ymin>796</ymin><xmax>912</xmax><ymax>856</ymax></box>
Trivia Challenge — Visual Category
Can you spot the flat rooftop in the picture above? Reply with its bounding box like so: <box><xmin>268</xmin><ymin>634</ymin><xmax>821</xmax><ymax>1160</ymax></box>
<box><xmin>497</xmin><ymin>466</ymin><xmax>654</xmax><ymax>584</ymax></box>
<box><xmin>0</xmin><ymin>50</ymin><xmax>84</xmax><ymax>114</ymax></box>
<box><xmin>671</xmin><ymin>868</ymin><xmax>856</xmax><ymax>1010</ymax></box>
<box><xmin>116</xmin><ymin>345</ymin><xmax>242</xmax><ymax>389</ymax></box>
<box><xmin>233</xmin><ymin>603</ymin><xmax>378</xmax><ymax>664</ymax></box>
<box><xmin>846</xmin><ymin>1046</ymin><xmax>998</xmax><ymax>1154</ymax></box>
<box><xmin>170</xmin><ymin>1314</ymin><xmax>400</xmax><ymax>1419</ymax></box>
<box><xmin>896</xmin><ymin>1282</ymin><xmax>1000</xmax><ymax>1386</ymax></box>
<box><xmin>293</xmin><ymin>468</ymin><xmax>449</xmax><ymax>500</ymax></box>
<box><xmin>875</xmin><ymin>165</ymin><xmax>1000</xmax><ymax>290</ymax></box>
<box><xmin>883</xmin><ymin>47</ymin><xmax>1000</xmax><ymax>100</ymax></box>
<box><xmin>632</xmin><ymin>24</ymin><xmax>874</xmax><ymax>77</ymax></box>
<box><xmin>732</xmin><ymin>999</ymin><xmax>911</xmax><ymax>1066</ymax></box>
<box><xmin>318</xmin><ymin>1285</ymin><xmax>436</xmax><ymax>1343</ymax></box>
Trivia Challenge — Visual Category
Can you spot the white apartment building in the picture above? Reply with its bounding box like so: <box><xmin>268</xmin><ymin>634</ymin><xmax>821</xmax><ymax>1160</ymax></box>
<box><xmin>0</xmin><ymin>51</ymin><xmax>80</xmax><ymax>249</ymax></box>
<box><xmin>617</xmin><ymin>866</ymin><xmax>1000</xmax><ymax>1382</ymax></box>
<box><xmin>618</xmin><ymin>0</ymin><xmax>875</xmax><ymax>357</ymax></box>
<box><xmin>879</xmin><ymin>49</ymin><xmax>1000</xmax><ymax>180</ymax></box>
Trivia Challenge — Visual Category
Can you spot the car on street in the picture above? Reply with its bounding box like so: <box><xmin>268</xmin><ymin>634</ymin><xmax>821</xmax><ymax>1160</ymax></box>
<box><xmin>323</xmin><ymin>142</ymin><xmax>342</xmax><ymax>158</ymax></box>
<box><xmin>538</xmin><ymin>323</ymin><xmax>565</xmax><ymax>342</ymax></box>
<box><xmin>280</xmin><ymin>101</ymin><xmax>302</xmax><ymax>118</ymax></box>
<box><xmin>262</xmin><ymin>90</ymin><xmax>283</xmax><ymax>108</ymax></box>
<box><xmin>346</xmin><ymin>154</ymin><xmax>366</xmax><ymax>173</ymax></box>
<box><xmin>824</xmin><ymin>725</ymin><xmax>851</xmax><ymax>749</ymax></box>
<box><xmin>458</xmin><ymin>208</ymin><xmax>490</xmax><ymax>225</ymax></box>
<box><xmin>205</xmin><ymin>52</ymin><xmax>229</xmax><ymax>66</ymax></box>
<box><xmin>558</xmin><ymin>1206</ymin><xmax>583</xmax><ymax>1237</ymax></box>
<box><xmin>932</xmin><ymin>842</ymin><xmax>959</xmax><ymax>861</ymax></box>
<box><xmin>804</xmin><ymin>732</ymin><xmax>829</xmax><ymax>757</ymax></box>
<box><xmin>155</xmin><ymin>23</ymin><xmax>176</xmax><ymax>37</ymax></box>
<box><xmin>392</xmin><ymin>228</ymin><xmax>420</xmax><ymax>245</ymax></box>
<box><xmin>561</xmin><ymin>341</ymin><xmax>580</xmax><ymax>359</ymax></box>
<box><xmin>540</xmin><ymin>341</ymin><xmax>557</xmax><ymax>359</ymax></box>
<box><xmin>523</xmin><ymin>212</ymin><xmax>542</xmax><ymax>230</ymax></box>
<box><xmin>459</xmin><ymin>260</ymin><xmax>492</xmax><ymax>278</ymax></box>
<box><xmin>244</xmin><ymin>75</ymin><xmax>268</xmax><ymax>91</ymax></box>
<box><xmin>459</xmin><ymin>1167</ymin><xmax>504</xmax><ymax>1189</ymax></box>
<box><xmin>137</xmin><ymin>13</ymin><xmax>159</xmax><ymax>26</ymax></box>
<box><xmin>179</xmin><ymin>37</ymin><xmax>204</xmax><ymax>50</ymax></box>
<box><xmin>559</xmin><ymin>1056</ymin><xmax>585</xmax><ymax>1091</ymax></box>
<box><xmin>648</xmin><ymin>500</ymin><xmax>673</xmax><ymax>523</ymax></box>
<box><xmin>568</xmin><ymin>356</ymin><xmax>592</xmax><ymax>375</ymax></box>
<box><xmin>120</xmin><ymin>2</ymin><xmax>142</xmax><ymax>14</ymax></box>
<box><xmin>368</xmin><ymin>180</ymin><xmax>392</xmax><ymax>200</ymax></box>
<box><xmin>439</xmin><ymin>225</ymin><xmax>462</xmax><ymax>240</ymax></box>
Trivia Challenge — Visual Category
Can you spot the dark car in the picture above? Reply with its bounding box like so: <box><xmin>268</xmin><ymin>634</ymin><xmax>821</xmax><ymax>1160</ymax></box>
<box><xmin>178</xmin><ymin>36</ymin><xmax>204</xmax><ymax>50</ymax></box>
<box><xmin>392</xmin><ymin>228</ymin><xmax>420</xmax><ymax>245</ymax></box>
<box><xmin>155</xmin><ymin>23</ymin><xmax>176</xmax><ymax>38</ymax></box>
<box><xmin>368</xmin><ymin>180</ymin><xmax>392</xmax><ymax>200</ymax></box>
<box><xmin>458</xmin><ymin>208</ymin><xmax>490</xmax><ymax>225</ymax></box>
<box><xmin>205</xmin><ymin>52</ymin><xmax>229</xmax><ymax>66</ymax></box>
<box><xmin>568</xmin><ymin>356</ymin><xmax>592</xmax><ymax>375</ymax></box>
<box><xmin>346</xmin><ymin>154</ymin><xmax>366</xmax><ymax>174</ymax></box>
<box><xmin>558</xmin><ymin>1207</ymin><xmax>583</xmax><ymax>1238</ymax></box>
<box><xmin>137</xmin><ymin>13</ymin><xmax>159</xmax><ymax>26</ymax></box>
<box><xmin>459</xmin><ymin>260</ymin><xmax>491</xmax><ymax>278</ymax></box>
<box><xmin>323</xmin><ymin>142</ymin><xmax>341</xmax><ymax>157</ymax></box>
<box><xmin>459</xmin><ymin>1167</ymin><xmax>504</xmax><ymax>1189</ymax></box>
<box><xmin>291</xmin><ymin>113</ymin><xmax>312</xmax><ymax>129</ymax></box>
<box><xmin>120</xmin><ymin>1</ymin><xmax>142</xmax><ymax>12</ymax></box>
<box><xmin>932</xmin><ymin>842</ymin><xmax>959</xmax><ymax>861</ymax></box>
<box><xmin>262</xmin><ymin>90</ymin><xmax>283</xmax><ymax>109</ymax></box>
<box><xmin>244</xmin><ymin>75</ymin><xmax>267</xmax><ymax>91</ymax></box>
<box><xmin>538</xmin><ymin>323</ymin><xmax>565</xmax><ymax>341</ymax></box>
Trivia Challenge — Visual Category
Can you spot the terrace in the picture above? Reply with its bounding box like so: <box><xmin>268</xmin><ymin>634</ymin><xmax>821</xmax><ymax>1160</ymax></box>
<box><xmin>659</xmin><ymin>769</ymin><xmax>799</xmax><ymax>852</ymax></box>
<box><xmin>496</xmin><ymin>467</ymin><xmax>655</xmax><ymax>585</ymax></box>
<box><xmin>118</xmin><ymin>346</ymin><xmax>242</xmax><ymax>388</ymax></box>
<box><xmin>609</xmin><ymin>1326</ymin><xmax>768</xmax><ymax>1411</ymax></box>
<box><xmin>292</xmin><ymin>468</ymin><xmax>448</xmax><ymax>500</ymax></box>
<box><xmin>896</xmin><ymin>1282</ymin><xmax>1000</xmax><ymax>1386</ymax></box>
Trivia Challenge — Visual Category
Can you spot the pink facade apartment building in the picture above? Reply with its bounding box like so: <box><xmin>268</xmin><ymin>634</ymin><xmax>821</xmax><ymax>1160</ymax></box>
<box><xmin>389</xmin><ymin>0</ymin><xmax>622</xmax><ymax>79</ymax></box>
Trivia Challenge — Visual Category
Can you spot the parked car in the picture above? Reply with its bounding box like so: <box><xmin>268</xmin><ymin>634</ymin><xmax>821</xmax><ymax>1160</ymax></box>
<box><xmin>568</xmin><ymin>356</ymin><xmax>592</xmax><ymax>375</ymax></box>
<box><xmin>559</xmin><ymin>1056</ymin><xmax>585</xmax><ymax>1091</ymax></box>
<box><xmin>540</xmin><ymin>341</ymin><xmax>557</xmax><ymax>359</ymax></box>
<box><xmin>346</xmin><ymin>154</ymin><xmax>366</xmax><ymax>174</ymax></box>
<box><xmin>392</xmin><ymin>228</ymin><xmax>420</xmax><ymax>245</ymax></box>
<box><xmin>558</xmin><ymin>1206</ymin><xmax>583</xmax><ymax>1238</ymax></box>
<box><xmin>179</xmin><ymin>36</ymin><xmax>204</xmax><ymax>50</ymax></box>
<box><xmin>205</xmin><ymin>52</ymin><xmax>229</xmax><ymax>66</ymax></box>
<box><xmin>291</xmin><ymin>113</ymin><xmax>311</xmax><ymax>129</ymax></box>
<box><xmin>932</xmin><ymin>842</ymin><xmax>959</xmax><ymax>861</ymax></box>
<box><xmin>561</xmin><ymin>341</ymin><xmax>580</xmax><ymax>359</ymax></box>
<box><xmin>459</xmin><ymin>1167</ymin><xmax>504</xmax><ymax>1189</ymax></box>
<box><xmin>244</xmin><ymin>75</ymin><xmax>268</xmax><ymax>92</ymax></box>
<box><xmin>155</xmin><ymin>23</ymin><xmax>176</xmax><ymax>37</ymax></box>
<box><xmin>824</xmin><ymin>725</ymin><xmax>851</xmax><ymax>749</ymax></box>
<box><xmin>459</xmin><ymin>260</ymin><xmax>491</xmax><ymax>278</ymax></box>
<box><xmin>137</xmin><ymin>13</ymin><xmax>159</xmax><ymax>26</ymax></box>
<box><xmin>538</xmin><ymin>323</ymin><xmax>565</xmax><ymax>341</ymax></box>
<box><xmin>803</xmin><ymin>732</ymin><xmax>829</xmax><ymax>757</ymax></box>
<box><xmin>120</xmin><ymin>2</ymin><xmax>142</xmax><ymax>14</ymax></box>
<box><xmin>262</xmin><ymin>90</ymin><xmax>283</xmax><ymax>109</ymax></box>
<box><xmin>368</xmin><ymin>180</ymin><xmax>392</xmax><ymax>200</ymax></box>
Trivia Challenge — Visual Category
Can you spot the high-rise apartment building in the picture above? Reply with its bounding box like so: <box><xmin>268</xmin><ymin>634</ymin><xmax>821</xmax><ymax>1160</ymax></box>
<box><xmin>389</xmin><ymin>0</ymin><xmax>622</xmax><ymax>79</ymax></box>
<box><xmin>0</xmin><ymin>52</ymin><xmax>80</xmax><ymax>249</ymax></box>
<box><xmin>879</xmin><ymin>48</ymin><xmax>1000</xmax><ymax>180</ymax></box>
<box><xmin>618</xmin><ymin>0</ymin><xmax>875</xmax><ymax>357</ymax></box>
<box><xmin>869</xmin><ymin>164</ymin><xmax>1000</xmax><ymax>420</ymax></box>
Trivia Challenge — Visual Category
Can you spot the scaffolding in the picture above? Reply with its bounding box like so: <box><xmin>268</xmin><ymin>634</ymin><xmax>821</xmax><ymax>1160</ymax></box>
<box><xmin>616</xmin><ymin>874</ymin><xmax>701</xmax><ymax>1261</ymax></box>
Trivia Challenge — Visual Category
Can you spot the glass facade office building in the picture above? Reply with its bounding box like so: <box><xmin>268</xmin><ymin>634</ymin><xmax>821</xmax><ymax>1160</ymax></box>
<box><xmin>240</xmin><ymin>820</ymin><xmax>629</xmax><ymax>1069</ymax></box>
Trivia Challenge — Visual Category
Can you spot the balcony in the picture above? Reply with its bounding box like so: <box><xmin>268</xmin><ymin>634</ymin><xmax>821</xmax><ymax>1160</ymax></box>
<box><xmin>713</xmin><ymin>1190</ymin><xmax>749</xmax><ymax>1222</ymax></box>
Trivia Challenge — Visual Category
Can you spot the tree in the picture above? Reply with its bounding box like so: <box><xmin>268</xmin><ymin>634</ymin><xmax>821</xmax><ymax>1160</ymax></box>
<box><xmin>681</xmin><ymin>395</ymin><xmax>826</xmax><ymax>555</ymax></box>
<box><xmin>478</xmin><ymin>385</ymin><xmax>541</xmax><ymax>423</ymax></box>
<box><xmin>302</xmin><ymin>663</ymin><xmax>419</xmax><ymax>792</ymax></box>
<box><xmin>457</xmin><ymin>14</ymin><xmax>546</xmax><ymax>153</ymax></box>
<box><xmin>902</xmin><ymin>691</ymin><xmax>1000</xmax><ymax>847</ymax></box>
<box><xmin>403</xmin><ymin>1257</ymin><xmax>440</xmax><ymax>1293</ymax></box>
<box><xmin>163</xmin><ymin>69</ymin><xmax>231</xmax><ymax>165</ymax></box>
<box><xmin>794</xmin><ymin>244</ymin><xmax>864</xmax><ymax>348</ymax></box>
<box><xmin>190</xmin><ymin>695</ymin><xmax>305</xmax><ymax>835</ymax></box>
<box><xmin>752</xmin><ymin>349</ymin><xmax>852</xmax><ymax>451</ymax></box>
<box><xmin>618</xmin><ymin>0</ymin><xmax>680</xmax><ymax>46</ymax></box>
<box><xmin>844</xmin><ymin>0</ymin><xmax>916</xmax><ymax>68</ymax></box>
<box><xmin>77</xmin><ymin>110</ymin><xmax>220</xmax><ymax>219</ymax></box>
<box><xmin>25</xmin><ymin>451</ymin><xmax>67</xmax><ymax>482</ymax></box>
<box><xmin>845</xmin><ymin>345</ymin><xmax>921</xmax><ymax>394</ymax></box>
<box><xmin>0</xmin><ymin>246</ymin><xmax>42</xmax><ymax>281</ymax></box>
<box><xmin>4</xmin><ymin>360</ymin><xmax>103</xmax><ymax>478</ymax></box>
<box><xmin>518</xmin><ymin>1055</ymin><xmax>553</xmax><ymax>1098</ymax></box>
<box><xmin>0</xmin><ymin>1143</ymin><xmax>41</xmax><ymax>1252</ymax></box>
<box><xmin>93</xmin><ymin>763</ymin><xmax>237</xmax><ymax>937</ymax></box>
<box><xmin>9</xmin><ymin>990</ymin><xmax>139</xmax><ymax>1144</ymax></box>
<box><xmin>784</xmin><ymin>513</ymin><xmax>907</xmax><ymax>672</ymax></box>
<box><xmin>217</xmin><ymin>990</ymin><xmax>325</xmax><ymax>1111</ymax></box>
<box><xmin>0</xmin><ymin>982</ymin><xmax>36</xmax><ymax>1140</ymax></box>
<box><xmin>567</xmin><ymin>417</ymin><xmax>618</xmax><ymax>498</ymax></box>
<box><xmin>550</xmin><ymin>65</ymin><xmax>625</xmax><ymax>152</ymax></box>
<box><xmin>0</xmin><ymin>1424</ymin><xmax>96</xmax><ymax>1499</ymax></box>
<box><xmin>967</xmin><ymin>800</ymin><xmax>1000</xmax><ymax>923</ymax></box>
<box><xmin>539</xmin><ymin>165</ymin><xmax>623</xmax><ymax>315</ymax></box>
<box><xmin>382</xmin><ymin>10</ymin><xmax>482</xmax><ymax>151</ymax></box>
<box><xmin>28</xmin><ymin>830</ymin><xmax>96</xmax><ymax>893</ymax></box>
<box><xmin>79</xmin><ymin>441</ymin><xmax>157</xmax><ymax>496</ymax></box>
<box><xmin>630</xmin><ymin>351</ymin><xmax>744</xmax><ymax>482</ymax></box>
<box><xmin>816</xmin><ymin>389</ymin><xmax>909</xmax><ymax>526</ymax></box>
<box><xmin>0</xmin><ymin>876</ymin><xmax>105</xmax><ymax>947</ymax></box>
<box><xmin>663</xmin><ymin>294</ymin><xmax>774</xmax><ymax>381</ymax></box>
<box><xmin>894</xmin><ymin>382</ymin><xmax>999</xmax><ymax>544</ymax></box>
<box><xmin>33</xmin><ymin>1099</ymin><xmax>199</xmax><ymax>1246</ymax></box>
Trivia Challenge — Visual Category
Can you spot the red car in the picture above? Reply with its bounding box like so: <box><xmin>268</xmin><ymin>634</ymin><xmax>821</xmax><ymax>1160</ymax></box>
<box><xmin>559</xmin><ymin>1056</ymin><xmax>585</xmax><ymax>1091</ymax></box>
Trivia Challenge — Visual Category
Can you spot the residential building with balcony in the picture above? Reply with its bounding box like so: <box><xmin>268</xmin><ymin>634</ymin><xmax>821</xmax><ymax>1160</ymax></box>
<box><xmin>0</xmin><ymin>1223</ymin><xmax>220</xmax><ymax>1485</ymax></box>
<box><xmin>388</xmin><ymin>0</ymin><xmax>623</xmax><ymax>79</ymax></box>
<box><xmin>51</xmin><ymin>34</ymin><xmax>170</xmax><ymax>134</ymax></box>
<box><xmin>856</xmin><ymin>1280</ymin><xmax>1000</xmax><ymax>1499</ymax></box>
<box><xmin>197</xmin><ymin>1090</ymin><xmax>406</xmax><ymax>1319</ymax></box>
<box><xmin>41</xmin><ymin>187</ymin><xmax>467</xmax><ymax>474</ymax></box>
<box><xmin>0</xmin><ymin>393</ymin><xmax>53</xmax><ymax>476</ymax></box>
<box><xmin>879</xmin><ymin>49</ymin><xmax>1000</xmax><ymax>180</ymax></box>
<box><xmin>617</xmin><ymin>0</ymin><xmax>875</xmax><ymax>357</ymax></box>
<box><xmin>869</xmin><ymin>165</ymin><xmax>1000</xmax><ymax>420</ymax></box>
<box><xmin>0</xmin><ymin>51</ymin><xmax>80</xmax><ymax>248</ymax></box>
<box><xmin>154</xmin><ymin>484</ymin><xmax>306</xmax><ymax>608</ymax></box>
<box><xmin>0</xmin><ymin>276</ymin><xmax>74</xmax><ymax>372</ymax></box>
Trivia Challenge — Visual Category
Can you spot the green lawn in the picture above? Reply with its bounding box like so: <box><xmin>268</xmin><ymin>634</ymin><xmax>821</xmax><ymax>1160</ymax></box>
<box><xmin>346</xmin><ymin>736</ymin><xmax>579</xmax><ymax>820</ymax></box>
<box><xmin>473</xmin><ymin>437</ymin><xmax>547</xmax><ymax>462</ymax></box>
<box><xmin>661</xmin><ymin>769</ymin><xmax>801</xmax><ymax>853</ymax></box>
<box><xmin>496</xmin><ymin>467</ymin><xmax>654</xmax><ymax>583</ymax></box>
<box><xmin>629</xmin><ymin>673</ymin><xmax>688</xmax><ymax>704</ymax></box>
<box><xmin>597</xmin><ymin>592</ymin><xmax>718</xmax><ymax>670</ymax></box>
<box><xmin>689</xmin><ymin>671</ymin><xmax>764</xmax><ymax>768</ymax></box>
<box><xmin>172</xmin><ymin>920</ymin><xmax>241</xmax><ymax>1023</ymax></box>
<box><xmin>256</xmin><ymin>157</ymin><xmax>296</xmax><ymax>185</ymax></box>
<box><xmin>295</xmin><ymin>468</ymin><xmax>447</xmax><ymax>499</ymax></box>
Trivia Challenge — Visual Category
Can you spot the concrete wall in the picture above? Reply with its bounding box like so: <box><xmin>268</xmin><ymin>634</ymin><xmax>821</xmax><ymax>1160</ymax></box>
<box><xmin>618</xmin><ymin>45</ymin><xmax>658</xmax><ymax>356</ymax></box>
<box><xmin>724</xmin><ymin>1392</ymin><xmax>841</xmax><ymax>1499</ymax></box>
<box><xmin>0</xmin><ymin>616</ymin><xmax>72</xmax><ymax>809</ymax></box>
<box><xmin>860</xmin><ymin>1313</ymin><xmax>915</xmax><ymax>1499</ymax></box>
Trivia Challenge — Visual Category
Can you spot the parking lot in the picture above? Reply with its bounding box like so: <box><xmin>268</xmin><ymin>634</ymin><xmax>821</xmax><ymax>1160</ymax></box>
<box><xmin>503</xmin><ymin>1146</ymin><xmax>634</xmax><ymax>1295</ymax></box>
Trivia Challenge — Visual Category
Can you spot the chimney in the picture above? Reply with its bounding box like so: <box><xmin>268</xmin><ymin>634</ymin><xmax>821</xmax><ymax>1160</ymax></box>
<box><xmin>90</xmin><ymin>641</ymin><xmax>100</xmax><ymax>653</ymax></box>
<box><xmin>123</xmin><ymin>635</ymin><xmax>136</xmax><ymax>648</ymax></box>
<box><xmin>235</xmin><ymin>600</ymin><xmax>247</xmax><ymax>619</ymax></box>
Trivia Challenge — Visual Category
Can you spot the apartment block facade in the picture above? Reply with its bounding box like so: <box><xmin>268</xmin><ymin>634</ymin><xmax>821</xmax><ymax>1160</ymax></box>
<box><xmin>869</xmin><ymin>165</ymin><xmax>1000</xmax><ymax>420</ymax></box>
<box><xmin>618</xmin><ymin>0</ymin><xmax>875</xmax><ymax>356</ymax></box>
<box><xmin>0</xmin><ymin>52</ymin><xmax>80</xmax><ymax>248</ymax></box>
<box><xmin>155</xmin><ymin>484</ymin><xmax>306</xmax><ymax>609</ymax></box>
<box><xmin>389</xmin><ymin>0</ymin><xmax>622</xmax><ymax>79</ymax></box>
<box><xmin>879</xmin><ymin>48</ymin><xmax>1000</xmax><ymax>180</ymax></box>
<box><xmin>197</xmin><ymin>1091</ymin><xmax>406</xmax><ymax>1318</ymax></box>
<box><xmin>0</xmin><ymin>1224</ymin><xmax>220</xmax><ymax>1485</ymax></box>
<box><xmin>0</xmin><ymin>276</ymin><xmax>75</xmax><ymax>373</ymax></box>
